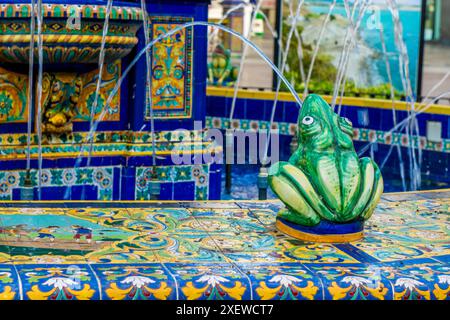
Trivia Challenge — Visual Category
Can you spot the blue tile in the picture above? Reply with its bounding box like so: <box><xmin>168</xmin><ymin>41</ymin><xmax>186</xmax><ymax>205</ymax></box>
<box><xmin>165</xmin><ymin>263</ymin><xmax>252</xmax><ymax>300</ymax></box>
<box><xmin>15</xmin><ymin>264</ymin><xmax>101</xmax><ymax>300</ymax></box>
<box><xmin>307</xmin><ymin>263</ymin><xmax>394</xmax><ymax>300</ymax></box>
<box><xmin>90</xmin><ymin>263</ymin><xmax>177</xmax><ymax>300</ymax></box>
<box><xmin>237</xmin><ymin>262</ymin><xmax>324</xmax><ymax>300</ymax></box>
<box><xmin>0</xmin><ymin>264</ymin><xmax>20</xmax><ymax>300</ymax></box>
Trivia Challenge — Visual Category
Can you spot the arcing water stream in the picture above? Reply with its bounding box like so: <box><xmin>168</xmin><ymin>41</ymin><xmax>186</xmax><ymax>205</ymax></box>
<box><xmin>303</xmin><ymin>0</ymin><xmax>337</xmax><ymax>98</ymax></box>
<box><xmin>64</xmin><ymin>21</ymin><xmax>305</xmax><ymax>199</ymax></box>
<box><xmin>22</xmin><ymin>0</ymin><xmax>446</xmax><ymax>200</ymax></box>
<box><xmin>35</xmin><ymin>0</ymin><xmax>44</xmax><ymax>200</ymax></box>
<box><xmin>25</xmin><ymin>0</ymin><xmax>36</xmax><ymax>174</ymax></box>
<box><xmin>65</xmin><ymin>0</ymin><xmax>114</xmax><ymax>200</ymax></box>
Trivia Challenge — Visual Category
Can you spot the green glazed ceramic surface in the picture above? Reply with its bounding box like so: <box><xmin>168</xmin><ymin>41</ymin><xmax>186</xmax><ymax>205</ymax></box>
<box><xmin>269</xmin><ymin>94</ymin><xmax>384</xmax><ymax>227</ymax></box>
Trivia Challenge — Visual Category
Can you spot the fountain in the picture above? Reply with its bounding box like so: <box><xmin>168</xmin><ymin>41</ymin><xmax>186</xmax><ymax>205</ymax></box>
<box><xmin>0</xmin><ymin>0</ymin><xmax>220</xmax><ymax>201</ymax></box>
<box><xmin>0</xmin><ymin>0</ymin><xmax>448</xmax><ymax>302</ymax></box>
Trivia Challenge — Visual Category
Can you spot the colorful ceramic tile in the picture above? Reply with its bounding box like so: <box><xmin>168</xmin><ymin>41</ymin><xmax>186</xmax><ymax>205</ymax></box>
<box><xmin>237</xmin><ymin>263</ymin><xmax>323</xmax><ymax>300</ymax></box>
<box><xmin>379</xmin><ymin>260</ymin><xmax>450</xmax><ymax>300</ymax></box>
<box><xmin>0</xmin><ymin>4</ymin><xmax>142</xmax><ymax>20</ymax></box>
<box><xmin>0</xmin><ymin>264</ymin><xmax>20</xmax><ymax>300</ymax></box>
<box><xmin>147</xmin><ymin>16</ymin><xmax>193</xmax><ymax>119</ymax></box>
<box><xmin>0</xmin><ymin>167</ymin><xmax>116</xmax><ymax>200</ymax></box>
<box><xmin>188</xmin><ymin>207</ymin><xmax>359</xmax><ymax>264</ymax></box>
<box><xmin>236</xmin><ymin>200</ymin><xmax>284</xmax><ymax>212</ymax></box>
<box><xmin>0</xmin><ymin>131</ymin><xmax>221</xmax><ymax>168</ymax></box>
<box><xmin>181</xmin><ymin>201</ymin><xmax>242</xmax><ymax>209</ymax></box>
<box><xmin>419</xmin><ymin>191</ymin><xmax>450</xmax><ymax>200</ymax></box>
<box><xmin>15</xmin><ymin>264</ymin><xmax>101</xmax><ymax>300</ymax></box>
<box><xmin>85</xmin><ymin>250</ymin><xmax>160</xmax><ymax>265</ymax></box>
<box><xmin>241</xmin><ymin>207</ymin><xmax>280</xmax><ymax>227</ymax></box>
<box><xmin>1</xmin><ymin>61</ymin><xmax>120</xmax><ymax>126</ymax></box>
<box><xmin>135</xmin><ymin>165</ymin><xmax>211</xmax><ymax>200</ymax></box>
<box><xmin>122</xmin><ymin>208</ymin><xmax>229</xmax><ymax>263</ymax></box>
<box><xmin>165</xmin><ymin>263</ymin><xmax>251</xmax><ymax>300</ymax></box>
<box><xmin>91</xmin><ymin>263</ymin><xmax>176</xmax><ymax>300</ymax></box>
<box><xmin>0</xmin><ymin>207</ymin><xmax>158</xmax><ymax>264</ymax></box>
<box><xmin>74</xmin><ymin>61</ymin><xmax>121</xmax><ymax>122</ymax></box>
<box><xmin>353</xmin><ymin>201</ymin><xmax>449</xmax><ymax>262</ymax></box>
<box><xmin>0</xmin><ymin>66</ymin><xmax>28</xmax><ymax>123</ymax></box>
<box><xmin>307</xmin><ymin>263</ymin><xmax>394</xmax><ymax>300</ymax></box>
<box><xmin>189</xmin><ymin>208</ymin><xmax>268</xmax><ymax>233</ymax></box>
<box><xmin>433</xmin><ymin>254</ymin><xmax>450</xmax><ymax>264</ymax></box>
<box><xmin>0</xmin><ymin>129</ymin><xmax>207</xmax><ymax>147</ymax></box>
<box><xmin>0</xmin><ymin>5</ymin><xmax>140</xmax><ymax>64</ymax></box>
<box><xmin>205</xmin><ymin>116</ymin><xmax>450</xmax><ymax>153</ymax></box>
<box><xmin>0</xmin><ymin>197</ymin><xmax>448</xmax><ymax>299</ymax></box>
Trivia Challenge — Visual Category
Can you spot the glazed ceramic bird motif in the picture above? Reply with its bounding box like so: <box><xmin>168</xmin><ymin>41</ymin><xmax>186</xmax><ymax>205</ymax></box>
<box><xmin>268</xmin><ymin>94</ymin><xmax>383</xmax><ymax>226</ymax></box>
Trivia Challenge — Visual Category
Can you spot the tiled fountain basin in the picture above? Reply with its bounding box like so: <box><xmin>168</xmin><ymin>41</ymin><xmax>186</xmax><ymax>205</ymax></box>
<box><xmin>0</xmin><ymin>189</ymin><xmax>448</xmax><ymax>300</ymax></box>
<box><xmin>0</xmin><ymin>1</ymin><xmax>142</xmax><ymax>65</ymax></box>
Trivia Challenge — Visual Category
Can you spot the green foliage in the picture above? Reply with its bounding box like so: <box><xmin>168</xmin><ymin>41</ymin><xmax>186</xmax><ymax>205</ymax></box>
<box><xmin>279</xmin><ymin>22</ymin><xmax>402</xmax><ymax>100</ymax></box>
<box><xmin>281</xmin><ymin>22</ymin><xmax>337</xmax><ymax>86</ymax></box>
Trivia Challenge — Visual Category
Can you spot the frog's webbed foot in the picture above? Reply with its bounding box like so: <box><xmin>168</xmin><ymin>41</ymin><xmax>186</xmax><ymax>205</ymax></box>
<box><xmin>344</xmin><ymin>157</ymin><xmax>383</xmax><ymax>221</ymax></box>
<box><xmin>268</xmin><ymin>162</ymin><xmax>324</xmax><ymax>226</ymax></box>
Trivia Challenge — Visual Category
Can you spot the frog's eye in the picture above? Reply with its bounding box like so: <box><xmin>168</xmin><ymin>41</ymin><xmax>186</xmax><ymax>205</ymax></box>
<box><xmin>302</xmin><ymin>116</ymin><xmax>314</xmax><ymax>125</ymax></box>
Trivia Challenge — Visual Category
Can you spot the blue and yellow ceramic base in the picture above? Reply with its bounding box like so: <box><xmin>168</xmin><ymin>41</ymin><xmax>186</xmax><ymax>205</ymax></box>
<box><xmin>276</xmin><ymin>217</ymin><xmax>364</xmax><ymax>243</ymax></box>
<box><xmin>0</xmin><ymin>191</ymin><xmax>449</xmax><ymax>300</ymax></box>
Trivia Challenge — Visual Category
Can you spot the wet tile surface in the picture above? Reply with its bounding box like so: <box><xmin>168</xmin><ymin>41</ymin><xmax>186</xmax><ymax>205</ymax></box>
<box><xmin>0</xmin><ymin>193</ymin><xmax>449</xmax><ymax>300</ymax></box>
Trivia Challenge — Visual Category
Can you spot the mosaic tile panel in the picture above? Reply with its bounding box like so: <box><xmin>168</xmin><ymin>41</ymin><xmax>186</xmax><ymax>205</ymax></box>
<box><xmin>15</xmin><ymin>264</ymin><xmax>101</xmax><ymax>300</ymax></box>
<box><xmin>0</xmin><ymin>61</ymin><xmax>120</xmax><ymax>125</ymax></box>
<box><xmin>74</xmin><ymin>60</ymin><xmax>121</xmax><ymax>122</ymax></box>
<box><xmin>146</xmin><ymin>16</ymin><xmax>193</xmax><ymax>119</ymax></box>
<box><xmin>0</xmin><ymin>192</ymin><xmax>448</xmax><ymax>300</ymax></box>
<box><xmin>0</xmin><ymin>4</ymin><xmax>141</xmax><ymax>64</ymax></box>
<box><xmin>0</xmin><ymin>167</ymin><xmax>116</xmax><ymax>200</ymax></box>
<box><xmin>0</xmin><ymin>132</ymin><xmax>220</xmax><ymax>161</ymax></box>
<box><xmin>0</xmin><ymin>66</ymin><xmax>28</xmax><ymax>123</ymax></box>
<box><xmin>205</xmin><ymin>116</ymin><xmax>450</xmax><ymax>153</ymax></box>
<box><xmin>0</xmin><ymin>265</ymin><xmax>19</xmax><ymax>300</ymax></box>
<box><xmin>135</xmin><ymin>165</ymin><xmax>210</xmax><ymax>200</ymax></box>
<box><xmin>0</xmin><ymin>129</ymin><xmax>207</xmax><ymax>147</ymax></box>
<box><xmin>0</xmin><ymin>4</ymin><xmax>143</xmax><ymax>20</ymax></box>
<box><xmin>91</xmin><ymin>264</ymin><xmax>177</xmax><ymax>300</ymax></box>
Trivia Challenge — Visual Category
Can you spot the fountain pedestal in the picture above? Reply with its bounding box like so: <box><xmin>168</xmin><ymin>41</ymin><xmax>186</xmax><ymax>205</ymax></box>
<box><xmin>0</xmin><ymin>0</ymin><xmax>222</xmax><ymax>201</ymax></box>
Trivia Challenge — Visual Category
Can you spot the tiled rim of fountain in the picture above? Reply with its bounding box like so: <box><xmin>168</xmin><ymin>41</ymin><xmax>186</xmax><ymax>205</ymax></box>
<box><xmin>1</xmin><ymin>188</ymin><xmax>449</xmax><ymax>203</ymax></box>
<box><xmin>0</xmin><ymin>189</ymin><xmax>448</xmax><ymax>300</ymax></box>
<box><xmin>207</xmin><ymin>87</ymin><xmax>450</xmax><ymax>115</ymax></box>
<box><xmin>0</xmin><ymin>2</ymin><xmax>143</xmax><ymax>20</ymax></box>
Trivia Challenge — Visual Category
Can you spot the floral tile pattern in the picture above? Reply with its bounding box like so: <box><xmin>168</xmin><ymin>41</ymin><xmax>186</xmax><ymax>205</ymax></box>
<box><xmin>164</xmin><ymin>263</ymin><xmax>251</xmax><ymax>300</ymax></box>
<box><xmin>14</xmin><ymin>264</ymin><xmax>101</xmax><ymax>300</ymax></box>
<box><xmin>0</xmin><ymin>265</ymin><xmax>19</xmax><ymax>300</ymax></box>
<box><xmin>91</xmin><ymin>264</ymin><xmax>176</xmax><ymax>300</ymax></box>
<box><xmin>307</xmin><ymin>263</ymin><xmax>394</xmax><ymax>300</ymax></box>
<box><xmin>0</xmin><ymin>193</ymin><xmax>448</xmax><ymax>300</ymax></box>
<box><xmin>237</xmin><ymin>263</ymin><xmax>323</xmax><ymax>300</ymax></box>
<box><xmin>206</xmin><ymin>116</ymin><xmax>450</xmax><ymax>153</ymax></box>
<box><xmin>0</xmin><ymin>167</ymin><xmax>116</xmax><ymax>201</ymax></box>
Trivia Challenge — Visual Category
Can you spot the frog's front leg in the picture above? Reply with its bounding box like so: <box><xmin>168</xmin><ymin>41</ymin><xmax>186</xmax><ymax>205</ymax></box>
<box><xmin>269</xmin><ymin>162</ymin><xmax>339</xmax><ymax>226</ymax></box>
<box><xmin>342</xmin><ymin>157</ymin><xmax>384</xmax><ymax>221</ymax></box>
<box><xmin>268</xmin><ymin>163</ymin><xmax>319</xmax><ymax>226</ymax></box>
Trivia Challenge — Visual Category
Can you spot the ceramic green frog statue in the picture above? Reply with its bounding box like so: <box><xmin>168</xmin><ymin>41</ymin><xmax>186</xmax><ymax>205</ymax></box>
<box><xmin>208</xmin><ymin>44</ymin><xmax>238</xmax><ymax>87</ymax></box>
<box><xmin>268</xmin><ymin>94</ymin><xmax>383</xmax><ymax>242</ymax></box>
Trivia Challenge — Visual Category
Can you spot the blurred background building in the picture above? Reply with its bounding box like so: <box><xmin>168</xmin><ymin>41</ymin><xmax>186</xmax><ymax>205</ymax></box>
<box><xmin>422</xmin><ymin>0</ymin><xmax>450</xmax><ymax>104</ymax></box>
<box><xmin>208</xmin><ymin>0</ymin><xmax>450</xmax><ymax>104</ymax></box>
